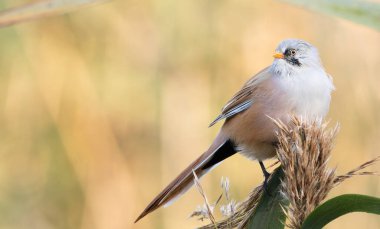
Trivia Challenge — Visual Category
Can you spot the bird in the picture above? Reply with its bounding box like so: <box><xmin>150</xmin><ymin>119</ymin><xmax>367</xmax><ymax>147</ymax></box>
<box><xmin>135</xmin><ymin>39</ymin><xmax>335</xmax><ymax>222</ymax></box>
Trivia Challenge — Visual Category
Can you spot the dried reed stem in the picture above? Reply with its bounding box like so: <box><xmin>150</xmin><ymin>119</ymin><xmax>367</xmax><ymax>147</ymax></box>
<box><xmin>197</xmin><ymin>184</ymin><xmax>264</xmax><ymax>229</ymax></box>
<box><xmin>334</xmin><ymin>156</ymin><xmax>380</xmax><ymax>186</ymax></box>
<box><xmin>191</xmin><ymin>170</ymin><xmax>216</xmax><ymax>224</ymax></box>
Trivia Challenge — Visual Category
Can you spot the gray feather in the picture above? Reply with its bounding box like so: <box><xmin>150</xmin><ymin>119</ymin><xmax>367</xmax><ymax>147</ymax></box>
<box><xmin>209</xmin><ymin>100</ymin><xmax>253</xmax><ymax>127</ymax></box>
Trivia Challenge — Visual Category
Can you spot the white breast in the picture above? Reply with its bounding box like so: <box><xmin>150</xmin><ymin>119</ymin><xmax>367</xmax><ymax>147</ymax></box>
<box><xmin>279</xmin><ymin>67</ymin><xmax>334</xmax><ymax>119</ymax></box>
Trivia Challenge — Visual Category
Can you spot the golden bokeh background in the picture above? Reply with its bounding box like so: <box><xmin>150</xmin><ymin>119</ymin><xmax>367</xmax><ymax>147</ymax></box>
<box><xmin>0</xmin><ymin>0</ymin><xmax>379</xmax><ymax>228</ymax></box>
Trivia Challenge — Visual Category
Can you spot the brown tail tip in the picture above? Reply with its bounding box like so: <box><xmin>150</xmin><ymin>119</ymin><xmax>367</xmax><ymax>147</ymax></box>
<box><xmin>134</xmin><ymin>212</ymin><xmax>147</xmax><ymax>223</ymax></box>
<box><xmin>134</xmin><ymin>203</ymin><xmax>157</xmax><ymax>223</ymax></box>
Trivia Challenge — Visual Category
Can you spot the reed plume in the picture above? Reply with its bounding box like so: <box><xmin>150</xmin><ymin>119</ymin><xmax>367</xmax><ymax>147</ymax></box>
<box><xmin>274</xmin><ymin>117</ymin><xmax>338</xmax><ymax>229</ymax></box>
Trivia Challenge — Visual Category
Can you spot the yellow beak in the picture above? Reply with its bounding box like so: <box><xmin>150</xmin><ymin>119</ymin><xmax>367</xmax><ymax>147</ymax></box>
<box><xmin>273</xmin><ymin>52</ymin><xmax>285</xmax><ymax>59</ymax></box>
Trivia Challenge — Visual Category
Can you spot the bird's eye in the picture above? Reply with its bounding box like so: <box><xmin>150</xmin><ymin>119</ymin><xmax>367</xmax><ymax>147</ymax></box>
<box><xmin>290</xmin><ymin>49</ymin><xmax>296</xmax><ymax>56</ymax></box>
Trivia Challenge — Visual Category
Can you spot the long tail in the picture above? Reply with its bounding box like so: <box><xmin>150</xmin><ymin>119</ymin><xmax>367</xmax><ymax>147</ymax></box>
<box><xmin>134</xmin><ymin>133</ymin><xmax>236</xmax><ymax>223</ymax></box>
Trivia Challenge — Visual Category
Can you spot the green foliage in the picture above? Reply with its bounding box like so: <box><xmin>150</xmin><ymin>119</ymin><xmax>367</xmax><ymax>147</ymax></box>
<box><xmin>301</xmin><ymin>194</ymin><xmax>380</xmax><ymax>229</ymax></box>
<box><xmin>282</xmin><ymin>0</ymin><xmax>380</xmax><ymax>31</ymax></box>
<box><xmin>247</xmin><ymin>167</ymin><xmax>287</xmax><ymax>229</ymax></box>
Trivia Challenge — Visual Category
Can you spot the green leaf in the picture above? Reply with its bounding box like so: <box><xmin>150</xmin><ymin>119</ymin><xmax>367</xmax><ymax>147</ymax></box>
<box><xmin>247</xmin><ymin>167</ymin><xmax>287</xmax><ymax>229</ymax></box>
<box><xmin>281</xmin><ymin>0</ymin><xmax>380</xmax><ymax>31</ymax></box>
<box><xmin>301</xmin><ymin>194</ymin><xmax>380</xmax><ymax>229</ymax></box>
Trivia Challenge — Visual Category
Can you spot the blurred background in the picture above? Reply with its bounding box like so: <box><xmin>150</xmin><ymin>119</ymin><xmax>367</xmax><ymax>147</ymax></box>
<box><xmin>0</xmin><ymin>0</ymin><xmax>379</xmax><ymax>228</ymax></box>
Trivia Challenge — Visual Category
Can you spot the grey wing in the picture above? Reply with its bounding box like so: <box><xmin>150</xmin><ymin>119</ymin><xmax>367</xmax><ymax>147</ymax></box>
<box><xmin>208</xmin><ymin>66</ymin><xmax>271</xmax><ymax>127</ymax></box>
<box><xmin>209</xmin><ymin>100</ymin><xmax>253</xmax><ymax>127</ymax></box>
<box><xmin>209</xmin><ymin>84</ymin><xmax>255</xmax><ymax>127</ymax></box>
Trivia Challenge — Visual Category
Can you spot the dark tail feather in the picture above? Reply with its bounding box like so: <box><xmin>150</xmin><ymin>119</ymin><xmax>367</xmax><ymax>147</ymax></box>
<box><xmin>134</xmin><ymin>137</ymin><xmax>236</xmax><ymax>223</ymax></box>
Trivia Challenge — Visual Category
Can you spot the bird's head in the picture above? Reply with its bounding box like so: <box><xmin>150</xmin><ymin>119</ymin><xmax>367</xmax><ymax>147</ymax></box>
<box><xmin>271</xmin><ymin>39</ymin><xmax>323</xmax><ymax>76</ymax></box>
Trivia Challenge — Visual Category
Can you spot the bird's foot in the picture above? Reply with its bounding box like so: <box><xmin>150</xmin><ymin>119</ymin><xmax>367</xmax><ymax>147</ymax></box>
<box><xmin>262</xmin><ymin>170</ymin><xmax>271</xmax><ymax>196</ymax></box>
<box><xmin>259</xmin><ymin>161</ymin><xmax>272</xmax><ymax>196</ymax></box>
